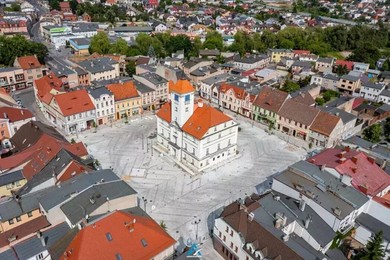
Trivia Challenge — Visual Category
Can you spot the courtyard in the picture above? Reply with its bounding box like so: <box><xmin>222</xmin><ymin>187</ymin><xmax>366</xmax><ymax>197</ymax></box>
<box><xmin>76</xmin><ymin>114</ymin><xmax>306</xmax><ymax>258</ymax></box>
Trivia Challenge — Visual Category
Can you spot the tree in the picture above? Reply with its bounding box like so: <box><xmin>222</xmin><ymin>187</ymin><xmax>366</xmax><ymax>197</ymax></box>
<box><xmin>10</xmin><ymin>3</ymin><xmax>21</xmax><ymax>11</ymax></box>
<box><xmin>203</xmin><ymin>31</ymin><xmax>223</xmax><ymax>50</ymax></box>
<box><xmin>167</xmin><ymin>35</ymin><xmax>192</xmax><ymax>57</ymax></box>
<box><xmin>125</xmin><ymin>61</ymin><xmax>136</xmax><ymax>77</ymax></box>
<box><xmin>160</xmin><ymin>220</ymin><xmax>167</xmax><ymax>231</ymax></box>
<box><xmin>70</xmin><ymin>0</ymin><xmax>79</xmax><ymax>13</ymax></box>
<box><xmin>109</xmin><ymin>38</ymin><xmax>129</xmax><ymax>55</ymax></box>
<box><xmin>189</xmin><ymin>36</ymin><xmax>202</xmax><ymax>57</ymax></box>
<box><xmin>281</xmin><ymin>80</ymin><xmax>300</xmax><ymax>93</ymax></box>
<box><xmin>89</xmin><ymin>32</ymin><xmax>111</xmax><ymax>54</ymax></box>
<box><xmin>363</xmin><ymin>124</ymin><xmax>382</xmax><ymax>143</ymax></box>
<box><xmin>353</xmin><ymin>231</ymin><xmax>385</xmax><ymax>260</ymax></box>
<box><xmin>384</xmin><ymin>118</ymin><xmax>390</xmax><ymax>142</ymax></box>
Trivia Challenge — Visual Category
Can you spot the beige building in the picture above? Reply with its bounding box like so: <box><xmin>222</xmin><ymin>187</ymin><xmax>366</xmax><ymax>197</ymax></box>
<box><xmin>268</xmin><ymin>49</ymin><xmax>294</xmax><ymax>63</ymax></box>
<box><xmin>0</xmin><ymin>170</ymin><xmax>27</xmax><ymax>197</ymax></box>
<box><xmin>14</xmin><ymin>55</ymin><xmax>45</xmax><ymax>87</ymax></box>
<box><xmin>337</xmin><ymin>75</ymin><xmax>361</xmax><ymax>94</ymax></box>
<box><xmin>77</xmin><ymin>57</ymin><xmax>119</xmax><ymax>82</ymax></box>
<box><xmin>133</xmin><ymin>72</ymin><xmax>169</xmax><ymax>108</ymax></box>
<box><xmin>315</xmin><ymin>57</ymin><xmax>334</xmax><ymax>73</ymax></box>
<box><xmin>0</xmin><ymin>67</ymin><xmax>27</xmax><ymax>92</ymax></box>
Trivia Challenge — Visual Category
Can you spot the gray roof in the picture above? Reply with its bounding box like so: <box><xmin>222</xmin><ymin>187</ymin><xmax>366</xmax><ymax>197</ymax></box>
<box><xmin>74</xmin><ymin>66</ymin><xmax>87</xmax><ymax>75</ymax></box>
<box><xmin>13</xmin><ymin>222</ymin><xmax>73</xmax><ymax>260</ymax></box>
<box><xmin>254</xmin><ymin>191</ymin><xmax>335</xmax><ymax>247</ymax></box>
<box><xmin>380</xmin><ymin>89</ymin><xmax>390</xmax><ymax>98</ymax></box>
<box><xmin>323</xmin><ymin>73</ymin><xmax>339</xmax><ymax>81</ymax></box>
<box><xmin>356</xmin><ymin>213</ymin><xmax>390</xmax><ymax>241</ymax></box>
<box><xmin>39</xmin><ymin>169</ymin><xmax>120</xmax><ymax>211</ymax></box>
<box><xmin>137</xmin><ymin>72</ymin><xmax>167</xmax><ymax>85</ymax></box>
<box><xmin>321</xmin><ymin>96</ymin><xmax>352</xmax><ymax>110</ymax></box>
<box><xmin>78</xmin><ymin>57</ymin><xmax>116</xmax><ymax>74</ymax></box>
<box><xmin>341</xmin><ymin>74</ymin><xmax>359</xmax><ymax>82</ymax></box>
<box><xmin>0</xmin><ymin>170</ymin><xmax>24</xmax><ymax>186</ymax></box>
<box><xmin>71</xmin><ymin>23</ymin><xmax>99</xmax><ymax>33</ymax></box>
<box><xmin>0</xmin><ymin>67</ymin><xmax>20</xmax><ymax>73</ymax></box>
<box><xmin>234</xmin><ymin>54</ymin><xmax>269</xmax><ymax>64</ymax></box>
<box><xmin>134</xmin><ymin>80</ymin><xmax>155</xmax><ymax>94</ymax></box>
<box><xmin>60</xmin><ymin>180</ymin><xmax>137</xmax><ymax>225</ymax></box>
<box><xmin>0</xmin><ymin>249</ymin><xmax>17</xmax><ymax>260</ymax></box>
<box><xmin>343</xmin><ymin>136</ymin><xmax>390</xmax><ymax>161</ymax></box>
<box><xmin>362</xmin><ymin>82</ymin><xmax>385</xmax><ymax>90</ymax></box>
<box><xmin>89</xmin><ymin>86</ymin><xmax>113</xmax><ymax>99</ymax></box>
<box><xmin>292</xmin><ymin>60</ymin><xmax>313</xmax><ymax>69</ymax></box>
<box><xmin>326</xmin><ymin>107</ymin><xmax>357</xmax><ymax>124</ymax></box>
<box><xmin>48</xmin><ymin>60</ymin><xmax>76</xmax><ymax>77</ymax></box>
<box><xmin>275</xmin><ymin>161</ymin><xmax>369</xmax><ymax>220</ymax></box>
<box><xmin>201</xmin><ymin>73</ymin><xmax>231</xmax><ymax>85</ymax></box>
<box><xmin>113</xmin><ymin>26</ymin><xmax>153</xmax><ymax>33</ymax></box>
<box><xmin>69</xmin><ymin>37</ymin><xmax>91</xmax><ymax>46</ymax></box>
<box><xmin>317</xmin><ymin>57</ymin><xmax>333</xmax><ymax>64</ymax></box>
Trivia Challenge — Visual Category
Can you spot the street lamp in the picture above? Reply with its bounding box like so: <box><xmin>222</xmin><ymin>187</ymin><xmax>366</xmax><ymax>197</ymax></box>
<box><xmin>193</xmin><ymin>216</ymin><xmax>201</xmax><ymax>242</ymax></box>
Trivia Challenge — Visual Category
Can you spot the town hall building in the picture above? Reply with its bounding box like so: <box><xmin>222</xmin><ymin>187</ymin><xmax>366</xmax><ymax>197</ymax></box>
<box><xmin>156</xmin><ymin>80</ymin><xmax>239</xmax><ymax>172</ymax></box>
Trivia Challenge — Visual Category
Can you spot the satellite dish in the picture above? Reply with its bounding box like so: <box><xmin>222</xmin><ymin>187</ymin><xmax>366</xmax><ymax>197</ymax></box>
<box><xmin>151</xmin><ymin>205</ymin><xmax>156</xmax><ymax>210</ymax></box>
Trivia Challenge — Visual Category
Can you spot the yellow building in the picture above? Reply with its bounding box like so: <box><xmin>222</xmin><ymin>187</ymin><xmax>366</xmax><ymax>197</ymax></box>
<box><xmin>268</xmin><ymin>49</ymin><xmax>293</xmax><ymax>63</ymax></box>
<box><xmin>0</xmin><ymin>209</ymin><xmax>42</xmax><ymax>233</ymax></box>
<box><xmin>0</xmin><ymin>170</ymin><xmax>27</xmax><ymax>197</ymax></box>
<box><xmin>106</xmin><ymin>81</ymin><xmax>143</xmax><ymax>120</ymax></box>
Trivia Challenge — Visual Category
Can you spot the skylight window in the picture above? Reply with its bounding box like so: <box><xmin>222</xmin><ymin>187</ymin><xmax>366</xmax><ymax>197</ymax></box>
<box><xmin>105</xmin><ymin>232</ymin><xmax>113</xmax><ymax>242</ymax></box>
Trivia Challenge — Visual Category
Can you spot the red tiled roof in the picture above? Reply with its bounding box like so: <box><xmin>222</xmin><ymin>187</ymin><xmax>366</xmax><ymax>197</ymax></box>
<box><xmin>58</xmin><ymin>161</ymin><xmax>89</xmax><ymax>182</ymax></box>
<box><xmin>309</xmin><ymin>111</ymin><xmax>341</xmax><ymax>137</ymax></box>
<box><xmin>156</xmin><ymin>102</ymin><xmax>172</xmax><ymax>123</ymax></box>
<box><xmin>0</xmin><ymin>107</ymin><xmax>34</xmax><ymax>122</ymax></box>
<box><xmin>59</xmin><ymin>1</ymin><xmax>70</xmax><ymax>8</ymax></box>
<box><xmin>253</xmin><ymin>86</ymin><xmax>289</xmax><ymax>113</ymax></box>
<box><xmin>53</xmin><ymin>89</ymin><xmax>95</xmax><ymax>117</ymax></box>
<box><xmin>293</xmin><ymin>50</ymin><xmax>310</xmax><ymax>55</ymax></box>
<box><xmin>219</xmin><ymin>83</ymin><xmax>246</xmax><ymax>100</ymax></box>
<box><xmin>61</xmin><ymin>211</ymin><xmax>176</xmax><ymax>260</ymax></box>
<box><xmin>169</xmin><ymin>80</ymin><xmax>195</xmax><ymax>95</ymax></box>
<box><xmin>352</xmin><ymin>97</ymin><xmax>365</xmax><ymax>109</ymax></box>
<box><xmin>106</xmin><ymin>81</ymin><xmax>140</xmax><ymax>101</ymax></box>
<box><xmin>34</xmin><ymin>73</ymin><xmax>63</xmax><ymax>101</ymax></box>
<box><xmin>182</xmin><ymin>105</ymin><xmax>233</xmax><ymax>140</ymax></box>
<box><xmin>0</xmin><ymin>216</ymin><xmax>50</xmax><ymax>248</ymax></box>
<box><xmin>16</xmin><ymin>55</ymin><xmax>42</xmax><ymax>70</ymax></box>
<box><xmin>335</xmin><ymin>60</ymin><xmax>354</xmax><ymax>71</ymax></box>
<box><xmin>308</xmin><ymin>148</ymin><xmax>390</xmax><ymax>196</ymax></box>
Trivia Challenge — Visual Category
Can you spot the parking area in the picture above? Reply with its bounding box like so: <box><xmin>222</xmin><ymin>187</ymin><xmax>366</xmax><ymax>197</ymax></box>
<box><xmin>77</xmin><ymin>115</ymin><xmax>306</xmax><ymax>258</ymax></box>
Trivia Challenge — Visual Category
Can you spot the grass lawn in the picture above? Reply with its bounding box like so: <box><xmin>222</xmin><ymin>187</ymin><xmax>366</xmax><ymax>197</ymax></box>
<box><xmin>326</xmin><ymin>51</ymin><xmax>345</xmax><ymax>60</ymax></box>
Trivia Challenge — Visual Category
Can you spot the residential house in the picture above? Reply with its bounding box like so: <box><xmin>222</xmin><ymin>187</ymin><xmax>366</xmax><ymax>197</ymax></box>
<box><xmin>324</xmin><ymin>107</ymin><xmax>361</xmax><ymax>140</ymax></box>
<box><xmin>276</xmin><ymin>99</ymin><xmax>320</xmax><ymax>141</ymax></box>
<box><xmin>74</xmin><ymin>67</ymin><xmax>90</xmax><ymax>86</ymax></box>
<box><xmin>218</xmin><ymin>82</ymin><xmax>252</xmax><ymax>117</ymax></box>
<box><xmin>199</xmin><ymin>73</ymin><xmax>232</xmax><ymax>100</ymax></box>
<box><xmin>334</xmin><ymin>60</ymin><xmax>354</xmax><ymax>72</ymax></box>
<box><xmin>308</xmin><ymin>111</ymin><xmax>343</xmax><ymax>148</ymax></box>
<box><xmin>315</xmin><ymin>57</ymin><xmax>334</xmax><ymax>73</ymax></box>
<box><xmin>337</xmin><ymin>74</ymin><xmax>361</xmax><ymax>94</ymax></box>
<box><xmin>213</xmin><ymin>190</ymin><xmax>343</xmax><ymax>260</ymax></box>
<box><xmin>106</xmin><ymin>81</ymin><xmax>142</xmax><ymax>120</ymax></box>
<box><xmin>0</xmin><ymin>19</ymin><xmax>28</xmax><ymax>37</ymax></box>
<box><xmin>49</xmin><ymin>60</ymin><xmax>79</xmax><ymax>89</ymax></box>
<box><xmin>233</xmin><ymin>54</ymin><xmax>270</xmax><ymax>70</ymax></box>
<box><xmin>252</xmin><ymin>86</ymin><xmax>290</xmax><ymax>126</ymax></box>
<box><xmin>134</xmin><ymin>80</ymin><xmax>157</xmax><ymax>111</ymax></box>
<box><xmin>272</xmin><ymin>160</ymin><xmax>369</xmax><ymax>232</ymax></box>
<box><xmin>268</xmin><ymin>49</ymin><xmax>293</xmax><ymax>63</ymax></box>
<box><xmin>77</xmin><ymin>57</ymin><xmax>119</xmax><ymax>82</ymax></box>
<box><xmin>69</xmin><ymin>38</ymin><xmax>91</xmax><ymax>56</ymax></box>
<box><xmin>0</xmin><ymin>107</ymin><xmax>35</xmax><ymax>138</ymax></box>
<box><xmin>0</xmin><ymin>170</ymin><xmax>26</xmax><ymax>197</ymax></box>
<box><xmin>353</xmin><ymin>62</ymin><xmax>370</xmax><ymax>73</ymax></box>
<box><xmin>133</xmin><ymin>72</ymin><xmax>168</xmax><ymax>108</ymax></box>
<box><xmin>156</xmin><ymin>80</ymin><xmax>239</xmax><ymax>172</ymax></box>
<box><xmin>0</xmin><ymin>67</ymin><xmax>27</xmax><ymax>93</ymax></box>
<box><xmin>43</xmin><ymin>90</ymin><xmax>96</xmax><ymax>135</ymax></box>
<box><xmin>310</xmin><ymin>73</ymin><xmax>339</xmax><ymax>91</ymax></box>
<box><xmin>62</xmin><ymin>211</ymin><xmax>176</xmax><ymax>260</ymax></box>
<box><xmin>59</xmin><ymin>1</ymin><xmax>72</xmax><ymax>12</ymax></box>
<box><xmin>88</xmin><ymin>87</ymin><xmax>115</xmax><ymax>125</ymax></box>
<box><xmin>181</xmin><ymin>59</ymin><xmax>213</xmax><ymax>75</ymax></box>
<box><xmin>33</xmin><ymin>73</ymin><xmax>64</xmax><ymax>111</ymax></box>
<box><xmin>359</xmin><ymin>82</ymin><xmax>386</xmax><ymax>101</ymax></box>
<box><xmin>189</xmin><ymin>64</ymin><xmax>224</xmax><ymax>86</ymax></box>
<box><xmin>378</xmin><ymin>89</ymin><xmax>390</xmax><ymax>104</ymax></box>
<box><xmin>199</xmin><ymin>49</ymin><xmax>220</xmax><ymax>59</ymax></box>
<box><xmin>155</xmin><ymin>64</ymin><xmax>187</xmax><ymax>83</ymax></box>
<box><xmin>152</xmin><ymin>22</ymin><xmax>168</xmax><ymax>32</ymax></box>
<box><xmin>14</xmin><ymin>55</ymin><xmax>45</xmax><ymax>87</ymax></box>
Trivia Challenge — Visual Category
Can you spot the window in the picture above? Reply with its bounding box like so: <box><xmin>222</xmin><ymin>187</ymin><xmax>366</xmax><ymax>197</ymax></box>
<box><xmin>36</xmin><ymin>253</ymin><xmax>44</xmax><ymax>260</ymax></box>
<box><xmin>219</xmin><ymin>231</ymin><xmax>222</xmax><ymax>237</ymax></box>
<box><xmin>230</xmin><ymin>230</ymin><xmax>233</xmax><ymax>236</ymax></box>
<box><xmin>8</xmin><ymin>219</ymin><xmax>14</xmax><ymax>225</ymax></box>
<box><xmin>185</xmin><ymin>107</ymin><xmax>189</xmax><ymax>112</ymax></box>
<box><xmin>226</xmin><ymin>226</ymin><xmax>229</xmax><ymax>232</ymax></box>
<box><xmin>16</xmin><ymin>216</ymin><xmax>21</xmax><ymax>222</ymax></box>
<box><xmin>175</xmin><ymin>107</ymin><xmax>178</xmax><ymax>112</ymax></box>
<box><xmin>174</xmin><ymin>94</ymin><xmax>179</xmax><ymax>102</ymax></box>
<box><xmin>185</xmin><ymin>94</ymin><xmax>190</xmax><ymax>104</ymax></box>
<box><xmin>230</xmin><ymin>242</ymin><xmax>233</xmax><ymax>249</ymax></box>
<box><xmin>223</xmin><ymin>235</ymin><xmax>226</xmax><ymax>242</ymax></box>
<box><xmin>235</xmin><ymin>246</ymin><xmax>238</xmax><ymax>253</ymax></box>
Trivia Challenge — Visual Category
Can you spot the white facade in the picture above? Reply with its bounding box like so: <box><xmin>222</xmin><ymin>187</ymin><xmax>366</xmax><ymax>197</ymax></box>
<box><xmin>360</xmin><ymin>84</ymin><xmax>386</xmax><ymax>102</ymax></box>
<box><xmin>90</xmin><ymin>92</ymin><xmax>115</xmax><ymax>125</ymax></box>
<box><xmin>378</xmin><ymin>90</ymin><xmax>390</xmax><ymax>104</ymax></box>
<box><xmin>156</xmin><ymin>85</ymin><xmax>239</xmax><ymax>172</ymax></box>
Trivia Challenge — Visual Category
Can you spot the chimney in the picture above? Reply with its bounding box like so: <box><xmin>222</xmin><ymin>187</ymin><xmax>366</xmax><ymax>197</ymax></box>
<box><xmin>351</xmin><ymin>156</ymin><xmax>358</xmax><ymax>164</ymax></box>
<box><xmin>367</xmin><ymin>157</ymin><xmax>375</xmax><ymax>164</ymax></box>
<box><xmin>41</xmin><ymin>236</ymin><xmax>46</xmax><ymax>246</ymax></box>
<box><xmin>198</xmin><ymin>99</ymin><xmax>204</xmax><ymax>107</ymax></box>
<box><xmin>21</xmin><ymin>110</ymin><xmax>24</xmax><ymax>115</ymax></box>
<box><xmin>248</xmin><ymin>212</ymin><xmax>254</xmax><ymax>222</ymax></box>
<box><xmin>333</xmin><ymin>207</ymin><xmax>341</xmax><ymax>216</ymax></box>
<box><xmin>304</xmin><ymin>215</ymin><xmax>312</xmax><ymax>229</ymax></box>
<box><xmin>125</xmin><ymin>218</ymin><xmax>136</xmax><ymax>232</ymax></box>
<box><xmin>3</xmin><ymin>113</ymin><xmax>7</xmax><ymax>118</ymax></box>
<box><xmin>299</xmin><ymin>200</ymin><xmax>306</xmax><ymax>212</ymax></box>
<box><xmin>345</xmin><ymin>146</ymin><xmax>350</xmax><ymax>152</ymax></box>
<box><xmin>320</xmin><ymin>164</ymin><xmax>326</xmax><ymax>171</ymax></box>
<box><xmin>352</xmin><ymin>167</ymin><xmax>357</xmax><ymax>173</ymax></box>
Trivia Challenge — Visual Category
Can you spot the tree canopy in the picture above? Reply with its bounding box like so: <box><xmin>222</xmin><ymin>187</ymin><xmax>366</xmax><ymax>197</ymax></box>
<box><xmin>363</xmin><ymin>123</ymin><xmax>382</xmax><ymax>143</ymax></box>
<box><xmin>0</xmin><ymin>36</ymin><xmax>48</xmax><ymax>66</ymax></box>
<box><xmin>89</xmin><ymin>32</ymin><xmax>111</xmax><ymax>54</ymax></box>
<box><xmin>353</xmin><ymin>231</ymin><xmax>385</xmax><ymax>260</ymax></box>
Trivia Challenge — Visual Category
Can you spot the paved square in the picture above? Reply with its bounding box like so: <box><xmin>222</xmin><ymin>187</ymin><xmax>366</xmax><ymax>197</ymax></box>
<box><xmin>77</xmin><ymin>115</ymin><xmax>306</xmax><ymax>259</ymax></box>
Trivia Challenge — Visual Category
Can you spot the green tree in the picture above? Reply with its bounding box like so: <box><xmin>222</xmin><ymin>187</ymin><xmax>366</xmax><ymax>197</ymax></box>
<box><xmin>167</xmin><ymin>35</ymin><xmax>192</xmax><ymax>57</ymax></box>
<box><xmin>10</xmin><ymin>3</ymin><xmax>21</xmax><ymax>11</ymax></box>
<box><xmin>363</xmin><ymin>124</ymin><xmax>382</xmax><ymax>143</ymax></box>
<box><xmin>281</xmin><ymin>80</ymin><xmax>300</xmax><ymax>93</ymax></box>
<box><xmin>89</xmin><ymin>32</ymin><xmax>111</xmax><ymax>54</ymax></box>
<box><xmin>160</xmin><ymin>221</ymin><xmax>167</xmax><ymax>231</ymax></box>
<box><xmin>384</xmin><ymin>118</ymin><xmax>390</xmax><ymax>142</ymax></box>
<box><xmin>353</xmin><ymin>231</ymin><xmax>385</xmax><ymax>260</ymax></box>
<box><xmin>203</xmin><ymin>31</ymin><xmax>223</xmax><ymax>50</ymax></box>
<box><xmin>189</xmin><ymin>36</ymin><xmax>202</xmax><ymax>57</ymax></box>
<box><xmin>125</xmin><ymin>61</ymin><xmax>136</xmax><ymax>77</ymax></box>
<box><xmin>109</xmin><ymin>38</ymin><xmax>129</xmax><ymax>55</ymax></box>
<box><xmin>70</xmin><ymin>0</ymin><xmax>78</xmax><ymax>13</ymax></box>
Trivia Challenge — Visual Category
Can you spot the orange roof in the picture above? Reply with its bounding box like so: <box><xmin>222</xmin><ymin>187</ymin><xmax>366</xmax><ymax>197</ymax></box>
<box><xmin>335</xmin><ymin>60</ymin><xmax>354</xmax><ymax>71</ymax></box>
<box><xmin>219</xmin><ymin>83</ymin><xmax>246</xmax><ymax>100</ymax></box>
<box><xmin>16</xmin><ymin>55</ymin><xmax>42</xmax><ymax>70</ymax></box>
<box><xmin>53</xmin><ymin>89</ymin><xmax>95</xmax><ymax>116</ymax></box>
<box><xmin>0</xmin><ymin>107</ymin><xmax>34</xmax><ymax>122</ymax></box>
<box><xmin>169</xmin><ymin>80</ymin><xmax>194</xmax><ymax>94</ymax></box>
<box><xmin>34</xmin><ymin>73</ymin><xmax>63</xmax><ymax>100</ymax></box>
<box><xmin>106</xmin><ymin>81</ymin><xmax>140</xmax><ymax>101</ymax></box>
<box><xmin>309</xmin><ymin>111</ymin><xmax>341</xmax><ymax>137</ymax></box>
<box><xmin>61</xmin><ymin>211</ymin><xmax>176</xmax><ymax>260</ymax></box>
<box><xmin>182</xmin><ymin>105</ymin><xmax>233</xmax><ymax>139</ymax></box>
<box><xmin>156</xmin><ymin>102</ymin><xmax>172</xmax><ymax>123</ymax></box>
<box><xmin>293</xmin><ymin>50</ymin><xmax>311</xmax><ymax>55</ymax></box>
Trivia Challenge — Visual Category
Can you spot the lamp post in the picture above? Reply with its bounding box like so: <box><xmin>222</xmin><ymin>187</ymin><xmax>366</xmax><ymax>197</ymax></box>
<box><xmin>193</xmin><ymin>216</ymin><xmax>201</xmax><ymax>242</ymax></box>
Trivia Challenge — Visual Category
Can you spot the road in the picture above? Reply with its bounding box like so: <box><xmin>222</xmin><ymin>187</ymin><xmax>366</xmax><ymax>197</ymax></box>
<box><xmin>14</xmin><ymin>88</ymin><xmax>49</xmax><ymax>124</ymax></box>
